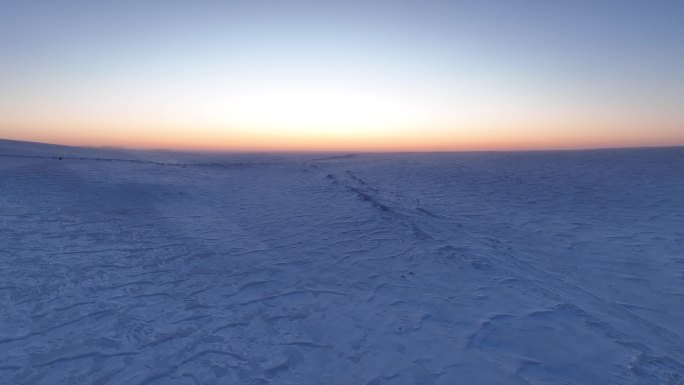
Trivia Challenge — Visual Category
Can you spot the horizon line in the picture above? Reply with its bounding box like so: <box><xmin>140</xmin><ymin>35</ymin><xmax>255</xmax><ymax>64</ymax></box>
<box><xmin>2</xmin><ymin>137</ymin><xmax>683</xmax><ymax>155</ymax></box>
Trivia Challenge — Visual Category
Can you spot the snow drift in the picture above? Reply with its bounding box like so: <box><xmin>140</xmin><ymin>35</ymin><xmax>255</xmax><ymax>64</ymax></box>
<box><xmin>1</xmin><ymin>140</ymin><xmax>683</xmax><ymax>384</ymax></box>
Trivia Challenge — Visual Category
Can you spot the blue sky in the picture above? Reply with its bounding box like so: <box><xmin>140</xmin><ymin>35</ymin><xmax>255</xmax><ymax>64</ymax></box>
<box><xmin>0</xmin><ymin>0</ymin><xmax>682</xmax><ymax>150</ymax></box>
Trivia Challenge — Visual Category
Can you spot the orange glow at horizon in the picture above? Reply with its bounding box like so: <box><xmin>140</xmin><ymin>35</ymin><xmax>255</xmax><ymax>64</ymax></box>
<box><xmin>2</xmin><ymin>78</ymin><xmax>682</xmax><ymax>152</ymax></box>
<box><xmin>2</xmin><ymin>118</ymin><xmax>682</xmax><ymax>153</ymax></box>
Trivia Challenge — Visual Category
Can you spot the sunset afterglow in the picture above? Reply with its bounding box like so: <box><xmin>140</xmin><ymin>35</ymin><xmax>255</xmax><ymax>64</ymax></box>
<box><xmin>1</xmin><ymin>1</ymin><xmax>682</xmax><ymax>151</ymax></box>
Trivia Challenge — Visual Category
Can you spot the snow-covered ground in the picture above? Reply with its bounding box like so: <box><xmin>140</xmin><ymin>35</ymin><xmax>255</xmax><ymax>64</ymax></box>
<box><xmin>1</xmin><ymin>139</ymin><xmax>683</xmax><ymax>385</ymax></box>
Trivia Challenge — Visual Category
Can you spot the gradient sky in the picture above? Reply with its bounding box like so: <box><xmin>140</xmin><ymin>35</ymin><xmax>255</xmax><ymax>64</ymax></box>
<box><xmin>1</xmin><ymin>0</ymin><xmax>682</xmax><ymax>151</ymax></box>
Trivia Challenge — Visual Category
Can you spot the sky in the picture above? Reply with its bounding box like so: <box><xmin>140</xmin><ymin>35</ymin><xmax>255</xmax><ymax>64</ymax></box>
<box><xmin>0</xmin><ymin>0</ymin><xmax>682</xmax><ymax>151</ymax></box>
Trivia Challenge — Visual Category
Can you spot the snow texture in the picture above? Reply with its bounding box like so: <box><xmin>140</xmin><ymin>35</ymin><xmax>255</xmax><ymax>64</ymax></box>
<box><xmin>1</xmin><ymin>139</ymin><xmax>684</xmax><ymax>384</ymax></box>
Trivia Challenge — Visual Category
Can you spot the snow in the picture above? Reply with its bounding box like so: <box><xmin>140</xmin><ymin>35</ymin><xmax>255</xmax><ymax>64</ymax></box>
<box><xmin>1</xmin><ymin>139</ymin><xmax>683</xmax><ymax>384</ymax></box>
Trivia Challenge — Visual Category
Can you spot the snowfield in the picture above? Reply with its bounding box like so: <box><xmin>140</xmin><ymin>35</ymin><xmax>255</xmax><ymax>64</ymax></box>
<box><xmin>1</xmin><ymin>139</ymin><xmax>683</xmax><ymax>385</ymax></box>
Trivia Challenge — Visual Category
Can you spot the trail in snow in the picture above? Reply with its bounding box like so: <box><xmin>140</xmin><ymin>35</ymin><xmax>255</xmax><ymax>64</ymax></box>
<box><xmin>1</xmin><ymin>140</ymin><xmax>683</xmax><ymax>384</ymax></box>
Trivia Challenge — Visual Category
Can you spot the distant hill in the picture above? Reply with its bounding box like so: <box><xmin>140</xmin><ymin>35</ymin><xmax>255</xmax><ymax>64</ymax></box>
<box><xmin>0</xmin><ymin>139</ymin><xmax>194</xmax><ymax>164</ymax></box>
<box><xmin>0</xmin><ymin>138</ymin><xmax>137</xmax><ymax>159</ymax></box>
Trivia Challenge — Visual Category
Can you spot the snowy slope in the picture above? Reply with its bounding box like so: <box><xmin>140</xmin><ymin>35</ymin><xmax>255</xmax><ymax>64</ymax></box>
<box><xmin>0</xmin><ymin>139</ymin><xmax>142</xmax><ymax>159</ymax></box>
<box><xmin>1</xmin><ymin>140</ymin><xmax>683</xmax><ymax>384</ymax></box>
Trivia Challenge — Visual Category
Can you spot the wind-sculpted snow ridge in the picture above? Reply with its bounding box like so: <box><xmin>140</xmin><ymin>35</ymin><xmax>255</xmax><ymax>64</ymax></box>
<box><xmin>1</xmin><ymin>141</ymin><xmax>683</xmax><ymax>384</ymax></box>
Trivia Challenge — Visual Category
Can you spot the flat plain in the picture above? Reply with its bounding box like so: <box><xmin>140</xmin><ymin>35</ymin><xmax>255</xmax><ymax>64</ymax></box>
<box><xmin>1</xmin><ymin>139</ymin><xmax>683</xmax><ymax>384</ymax></box>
